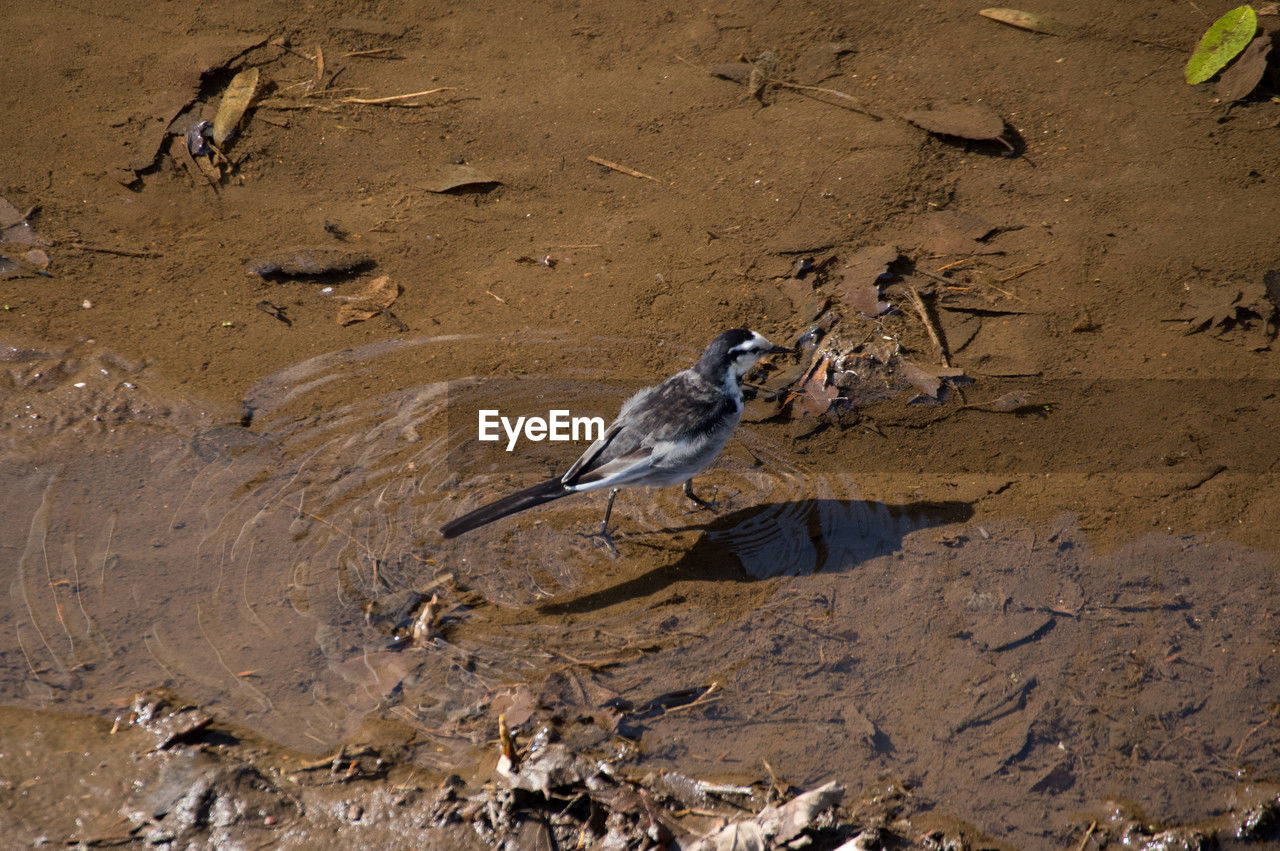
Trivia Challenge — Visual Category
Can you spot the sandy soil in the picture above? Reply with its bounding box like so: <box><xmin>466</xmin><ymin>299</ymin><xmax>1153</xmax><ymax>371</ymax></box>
<box><xmin>2</xmin><ymin>0</ymin><xmax>1279</xmax><ymax>847</ymax></box>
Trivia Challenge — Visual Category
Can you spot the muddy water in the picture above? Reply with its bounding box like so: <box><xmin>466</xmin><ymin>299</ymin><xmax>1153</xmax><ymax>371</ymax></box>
<box><xmin>1</xmin><ymin>337</ymin><xmax>1277</xmax><ymax>847</ymax></box>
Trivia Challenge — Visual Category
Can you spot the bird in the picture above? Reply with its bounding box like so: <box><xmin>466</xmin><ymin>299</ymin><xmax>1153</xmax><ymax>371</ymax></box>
<box><xmin>439</xmin><ymin>329</ymin><xmax>791</xmax><ymax>549</ymax></box>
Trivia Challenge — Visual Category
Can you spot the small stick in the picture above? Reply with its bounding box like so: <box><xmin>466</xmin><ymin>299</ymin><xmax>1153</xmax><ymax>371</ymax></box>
<box><xmin>1233</xmin><ymin>716</ymin><xmax>1274</xmax><ymax>759</ymax></box>
<box><xmin>907</xmin><ymin>285</ymin><xmax>952</xmax><ymax>368</ymax></box>
<box><xmin>1074</xmin><ymin>821</ymin><xmax>1096</xmax><ymax>851</ymax></box>
<box><xmin>997</xmin><ymin>261</ymin><xmax>1047</xmax><ymax>283</ymax></box>
<box><xmin>586</xmin><ymin>155</ymin><xmax>658</xmax><ymax>181</ymax></box>
<box><xmin>768</xmin><ymin>79</ymin><xmax>883</xmax><ymax>120</ymax></box>
<box><xmin>663</xmin><ymin>683</ymin><xmax>720</xmax><ymax>715</ymax></box>
<box><xmin>935</xmin><ymin>257</ymin><xmax>975</xmax><ymax>273</ymax></box>
<box><xmin>68</xmin><ymin>242</ymin><xmax>160</xmax><ymax>258</ymax></box>
<box><xmin>343</xmin><ymin>47</ymin><xmax>400</xmax><ymax>58</ymax></box>
<box><xmin>313</xmin><ymin>46</ymin><xmax>325</xmax><ymax>89</ymax></box>
<box><xmin>341</xmin><ymin>87</ymin><xmax>456</xmax><ymax>104</ymax></box>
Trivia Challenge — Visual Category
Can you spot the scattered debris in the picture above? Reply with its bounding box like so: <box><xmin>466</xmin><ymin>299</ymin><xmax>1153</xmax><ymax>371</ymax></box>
<box><xmin>422</xmin><ymin>163</ymin><xmax>501</xmax><ymax>193</ymax></box>
<box><xmin>409</xmin><ymin>593</ymin><xmax>440</xmax><ymax>645</ymax></box>
<box><xmin>112</xmin><ymin>36</ymin><xmax>270</xmax><ymax>185</ymax></box>
<box><xmin>246</xmin><ymin>246</ymin><xmax>373</xmax><ymax>278</ymax></box>
<box><xmin>586</xmin><ymin>155</ymin><xmax>658</xmax><ymax>181</ymax></box>
<box><xmin>212</xmin><ymin>67</ymin><xmax>260</xmax><ymax>146</ymax></box>
<box><xmin>335</xmin><ymin>275</ymin><xmax>402</xmax><ymax>326</ymax></box>
<box><xmin>126</xmin><ymin>690</ymin><xmax>213</xmax><ymax>750</ymax></box>
<box><xmin>689</xmin><ymin>781</ymin><xmax>844</xmax><ymax>851</ymax></box>
<box><xmin>780</xmin><ymin>354</ymin><xmax>842</xmax><ymax>418</ymax></box>
<box><xmin>0</xmin><ymin>195</ymin><xmax>53</xmax><ymax>279</ymax></box>
<box><xmin>1186</xmin><ymin>5</ymin><xmax>1258</xmax><ymax>85</ymax></box>
<box><xmin>978</xmin><ymin>7</ymin><xmax>1074</xmax><ymax>35</ymax></box>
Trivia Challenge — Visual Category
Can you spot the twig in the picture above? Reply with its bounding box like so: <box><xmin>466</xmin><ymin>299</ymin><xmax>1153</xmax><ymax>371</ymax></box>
<box><xmin>663</xmin><ymin>683</ymin><xmax>721</xmax><ymax>715</ymax></box>
<box><xmin>341</xmin><ymin>87</ymin><xmax>456</xmax><ymax>104</ymax></box>
<box><xmin>768</xmin><ymin>79</ymin><xmax>883</xmax><ymax>120</ymax></box>
<box><xmin>343</xmin><ymin>47</ymin><xmax>401</xmax><ymax>58</ymax></box>
<box><xmin>1233</xmin><ymin>716</ymin><xmax>1274</xmax><ymax>760</ymax></box>
<box><xmin>1074</xmin><ymin>820</ymin><xmax>1096</xmax><ymax>851</ymax></box>
<box><xmin>586</xmin><ymin>155</ymin><xmax>658</xmax><ymax>181</ymax></box>
<box><xmin>67</xmin><ymin>242</ymin><xmax>160</xmax><ymax>258</ymax></box>
<box><xmin>997</xmin><ymin>261</ymin><xmax>1047</xmax><ymax>284</ymax></box>
<box><xmin>906</xmin><ymin>285</ymin><xmax>951</xmax><ymax>368</ymax></box>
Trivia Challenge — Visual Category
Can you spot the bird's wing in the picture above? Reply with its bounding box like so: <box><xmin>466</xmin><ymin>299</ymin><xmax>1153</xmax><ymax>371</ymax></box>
<box><xmin>564</xmin><ymin>447</ymin><xmax>658</xmax><ymax>493</ymax></box>
<box><xmin>561</xmin><ymin>419</ymin><xmax>627</xmax><ymax>484</ymax></box>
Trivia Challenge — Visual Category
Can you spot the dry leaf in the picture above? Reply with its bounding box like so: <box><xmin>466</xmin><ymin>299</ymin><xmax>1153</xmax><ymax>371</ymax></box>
<box><xmin>782</xmin><ymin>355</ymin><xmax>841</xmax><ymax>418</ymax></box>
<box><xmin>212</xmin><ymin>67</ymin><xmax>260</xmax><ymax>146</ymax></box>
<box><xmin>836</xmin><ymin>244</ymin><xmax>898</xmax><ymax>317</ymax></box>
<box><xmin>978</xmin><ymin>8</ymin><xmax>1072</xmax><ymax>35</ymax></box>
<box><xmin>1216</xmin><ymin>34</ymin><xmax>1272</xmax><ymax>102</ymax></box>
<box><xmin>337</xmin><ymin>275</ymin><xmax>400</xmax><ymax>325</ymax></box>
<box><xmin>423</xmin><ymin>164</ymin><xmax>500</xmax><ymax>193</ymax></box>
<box><xmin>902</xmin><ymin>102</ymin><xmax>1006</xmax><ymax>141</ymax></box>
<box><xmin>246</xmin><ymin>246</ymin><xmax>373</xmax><ymax>277</ymax></box>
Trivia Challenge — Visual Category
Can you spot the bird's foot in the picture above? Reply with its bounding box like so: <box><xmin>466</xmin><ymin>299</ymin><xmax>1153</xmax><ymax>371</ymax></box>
<box><xmin>683</xmin><ymin>481</ymin><xmax>722</xmax><ymax>513</ymax></box>
<box><xmin>577</xmin><ymin>526</ymin><xmax>620</xmax><ymax>557</ymax></box>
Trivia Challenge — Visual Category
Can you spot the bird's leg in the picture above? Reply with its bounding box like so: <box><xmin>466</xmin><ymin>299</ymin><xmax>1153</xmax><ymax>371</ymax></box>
<box><xmin>683</xmin><ymin>479</ymin><xmax>719</xmax><ymax>511</ymax></box>
<box><xmin>578</xmin><ymin>488</ymin><xmax>620</xmax><ymax>555</ymax></box>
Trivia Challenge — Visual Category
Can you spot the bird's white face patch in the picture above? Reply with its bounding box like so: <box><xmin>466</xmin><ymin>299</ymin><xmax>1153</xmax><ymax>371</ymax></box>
<box><xmin>725</xmin><ymin>332</ymin><xmax>777</xmax><ymax>384</ymax></box>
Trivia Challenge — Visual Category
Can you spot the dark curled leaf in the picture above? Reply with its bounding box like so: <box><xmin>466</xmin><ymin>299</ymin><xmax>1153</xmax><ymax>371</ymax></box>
<box><xmin>1216</xmin><ymin>34</ymin><xmax>1272</xmax><ymax>102</ymax></box>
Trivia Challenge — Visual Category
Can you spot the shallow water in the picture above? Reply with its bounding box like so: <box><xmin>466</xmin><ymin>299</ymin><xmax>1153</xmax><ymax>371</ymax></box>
<box><xmin>1</xmin><ymin>336</ymin><xmax>1276</xmax><ymax>847</ymax></box>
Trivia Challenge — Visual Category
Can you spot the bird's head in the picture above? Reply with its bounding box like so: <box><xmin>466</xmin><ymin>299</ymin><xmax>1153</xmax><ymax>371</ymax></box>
<box><xmin>696</xmin><ymin>329</ymin><xmax>791</xmax><ymax>387</ymax></box>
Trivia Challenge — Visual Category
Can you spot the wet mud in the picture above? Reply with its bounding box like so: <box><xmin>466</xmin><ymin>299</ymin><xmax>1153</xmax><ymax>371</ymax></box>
<box><xmin>3</xmin><ymin>0</ymin><xmax>1280</xmax><ymax>847</ymax></box>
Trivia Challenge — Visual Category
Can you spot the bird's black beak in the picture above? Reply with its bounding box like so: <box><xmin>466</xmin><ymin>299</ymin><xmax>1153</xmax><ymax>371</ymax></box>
<box><xmin>767</xmin><ymin>344</ymin><xmax>793</xmax><ymax>356</ymax></box>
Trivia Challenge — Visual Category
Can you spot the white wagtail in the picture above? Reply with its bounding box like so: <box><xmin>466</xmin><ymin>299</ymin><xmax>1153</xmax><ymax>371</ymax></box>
<box><xmin>440</xmin><ymin>329</ymin><xmax>791</xmax><ymax>548</ymax></box>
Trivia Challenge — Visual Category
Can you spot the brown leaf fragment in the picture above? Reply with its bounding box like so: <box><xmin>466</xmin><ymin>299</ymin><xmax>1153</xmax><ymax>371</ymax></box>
<box><xmin>1180</xmin><ymin>283</ymin><xmax>1269</xmax><ymax>335</ymax></box>
<box><xmin>212</xmin><ymin>67</ymin><xmax>260</xmax><ymax>146</ymax></box>
<box><xmin>782</xmin><ymin>355</ymin><xmax>841</xmax><ymax>418</ymax></box>
<box><xmin>791</xmin><ymin>41</ymin><xmax>856</xmax><ymax>85</ymax></box>
<box><xmin>709</xmin><ymin>62</ymin><xmax>753</xmax><ymax>83</ymax></box>
<box><xmin>336</xmin><ymin>274</ymin><xmax>401</xmax><ymax>325</ymax></box>
<box><xmin>923</xmin><ymin>210</ymin><xmax>999</xmax><ymax>243</ymax></box>
<box><xmin>902</xmin><ymin>102</ymin><xmax>1006</xmax><ymax>141</ymax></box>
<box><xmin>1216</xmin><ymin>34</ymin><xmax>1272</xmax><ymax>102</ymax></box>
<box><xmin>836</xmin><ymin>243</ymin><xmax>898</xmax><ymax>317</ymax></box>
<box><xmin>423</xmin><ymin>163</ymin><xmax>500</xmax><ymax>192</ymax></box>
<box><xmin>978</xmin><ymin>8</ymin><xmax>1073</xmax><ymax>35</ymax></box>
<box><xmin>988</xmin><ymin>390</ymin><xmax>1031</xmax><ymax>412</ymax></box>
<box><xmin>897</xmin><ymin>358</ymin><xmax>943</xmax><ymax>401</ymax></box>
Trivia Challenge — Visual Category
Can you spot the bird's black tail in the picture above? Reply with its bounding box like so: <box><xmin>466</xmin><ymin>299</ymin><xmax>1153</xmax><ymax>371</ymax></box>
<box><xmin>439</xmin><ymin>477</ymin><xmax>570</xmax><ymax>539</ymax></box>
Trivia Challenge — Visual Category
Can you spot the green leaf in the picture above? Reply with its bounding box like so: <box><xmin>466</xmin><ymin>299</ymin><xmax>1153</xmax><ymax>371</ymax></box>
<box><xmin>1185</xmin><ymin>5</ymin><xmax>1258</xmax><ymax>85</ymax></box>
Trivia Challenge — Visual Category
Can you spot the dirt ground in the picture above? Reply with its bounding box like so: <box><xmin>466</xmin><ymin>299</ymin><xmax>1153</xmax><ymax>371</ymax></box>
<box><xmin>2</xmin><ymin>0</ymin><xmax>1280</xmax><ymax>848</ymax></box>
